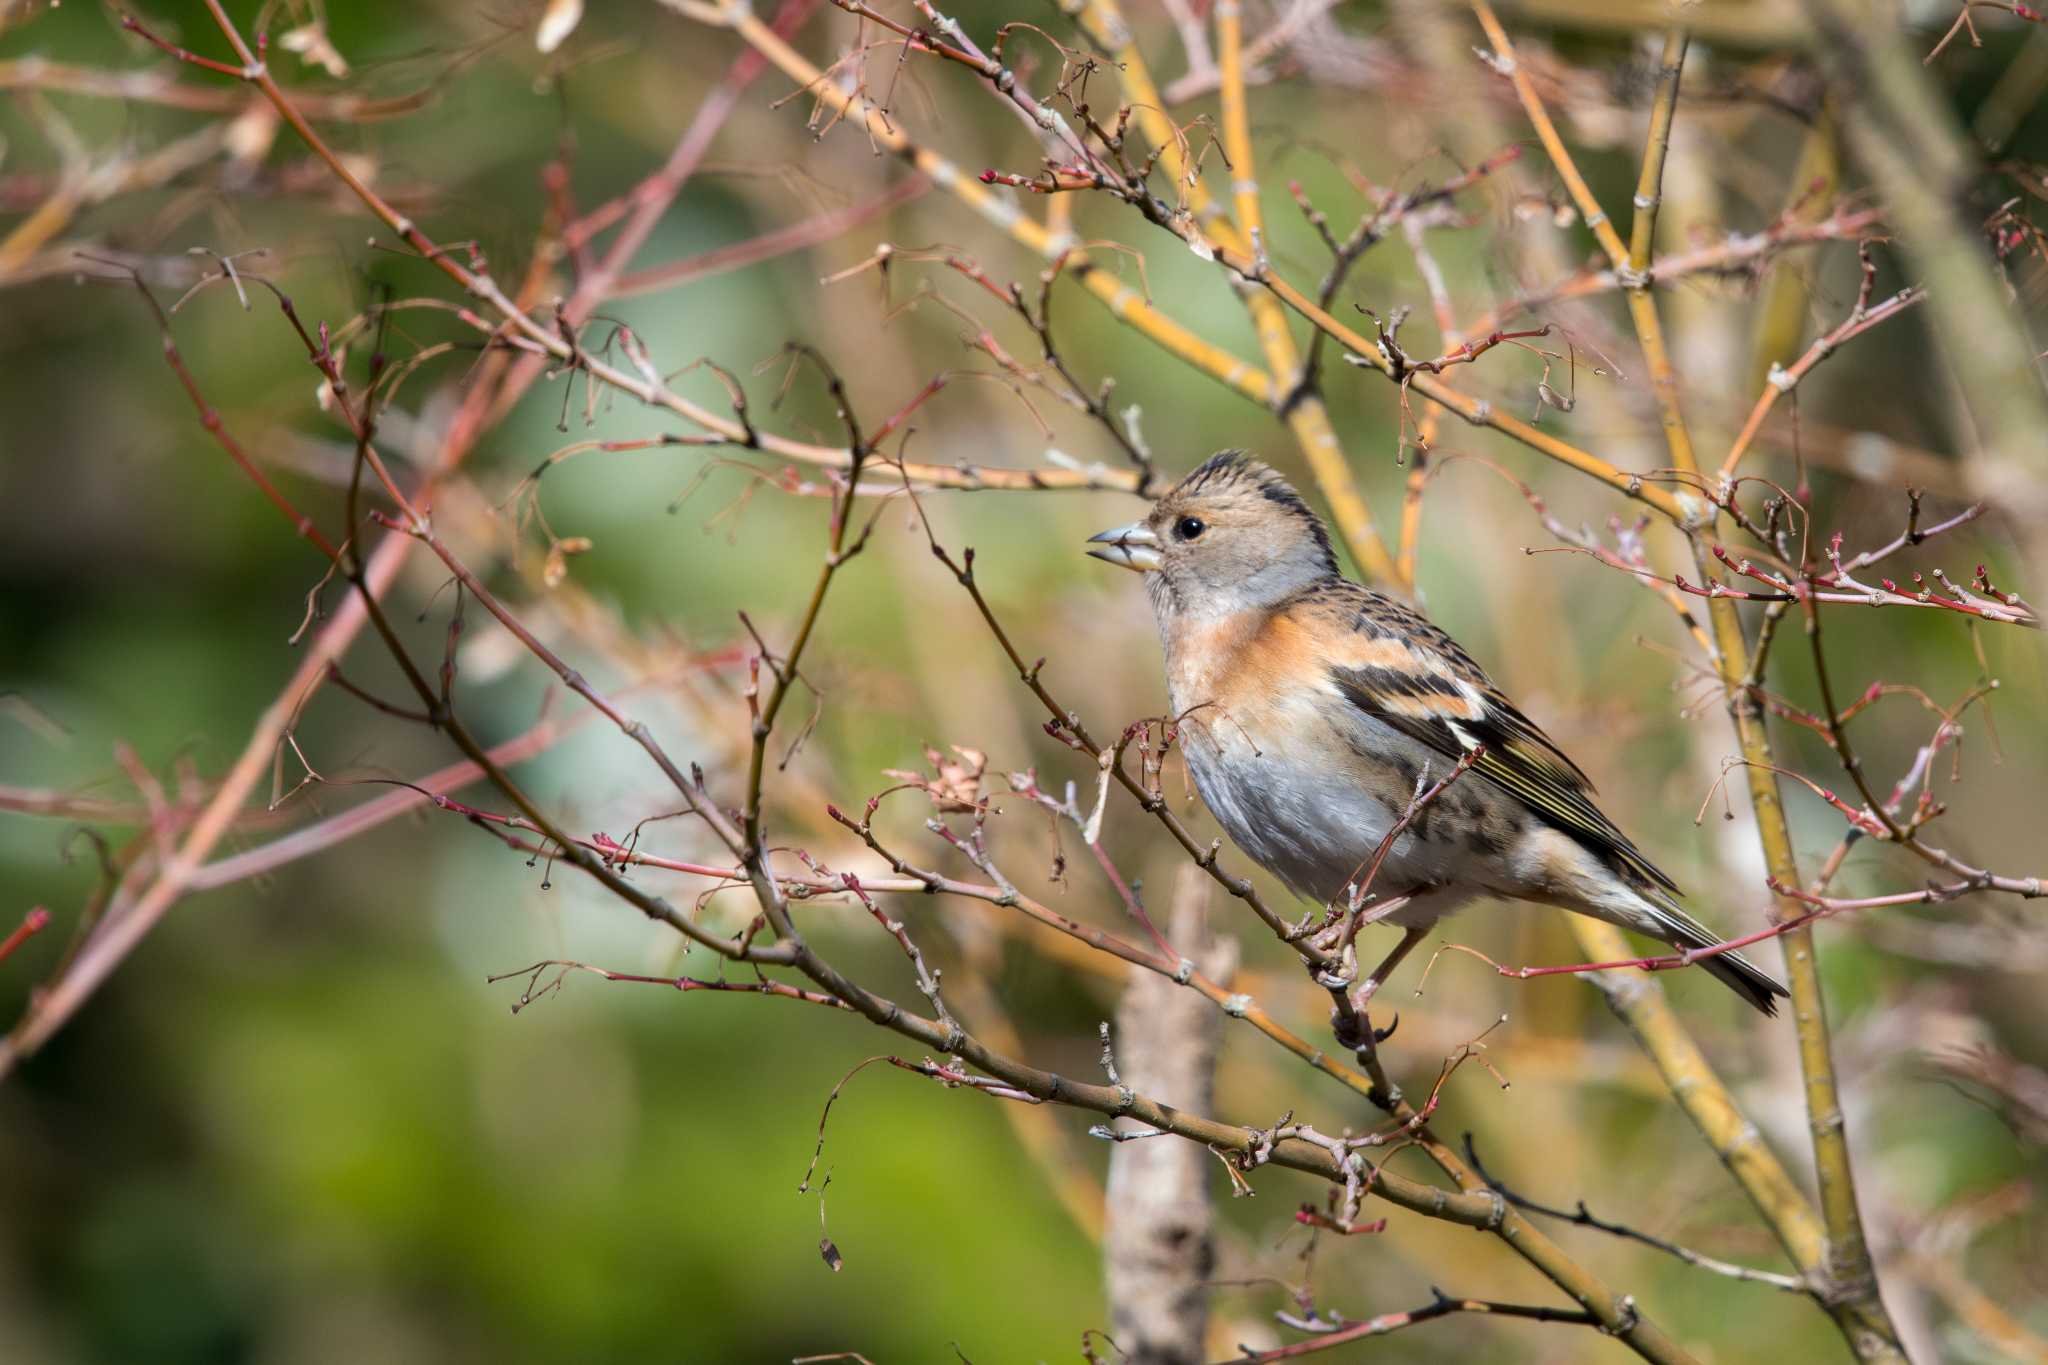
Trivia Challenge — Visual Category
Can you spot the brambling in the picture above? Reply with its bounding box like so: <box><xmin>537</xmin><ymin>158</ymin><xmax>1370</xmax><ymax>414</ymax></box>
<box><xmin>1087</xmin><ymin>452</ymin><xmax>1787</xmax><ymax>1015</ymax></box>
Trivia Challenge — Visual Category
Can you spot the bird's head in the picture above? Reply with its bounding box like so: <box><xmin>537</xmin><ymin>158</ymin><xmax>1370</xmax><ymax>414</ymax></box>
<box><xmin>1086</xmin><ymin>451</ymin><xmax>1339</xmax><ymax>621</ymax></box>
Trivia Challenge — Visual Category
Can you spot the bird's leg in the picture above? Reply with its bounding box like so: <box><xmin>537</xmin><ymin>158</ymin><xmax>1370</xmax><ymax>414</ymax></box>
<box><xmin>1327</xmin><ymin>989</ymin><xmax>1365</xmax><ymax>1050</ymax></box>
<box><xmin>1350</xmin><ymin>921</ymin><xmax>1429</xmax><ymax>1051</ymax></box>
<box><xmin>1355</xmin><ymin>923</ymin><xmax>1428</xmax><ymax>1009</ymax></box>
<box><xmin>1313</xmin><ymin>891</ymin><xmax>1411</xmax><ymax>957</ymax></box>
<box><xmin>1326</xmin><ymin>986</ymin><xmax>1389</xmax><ymax>1093</ymax></box>
<box><xmin>1325</xmin><ymin>915</ymin><xmax>1429</xmax><ymax>1107</ymax></box>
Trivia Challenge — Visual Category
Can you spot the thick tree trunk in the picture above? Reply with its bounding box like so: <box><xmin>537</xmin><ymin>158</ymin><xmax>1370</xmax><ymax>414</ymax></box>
<box><xmin>1104</xmin><ymin>869</ymin><xmax>1238</xmax><ymax>1364</ymax></box>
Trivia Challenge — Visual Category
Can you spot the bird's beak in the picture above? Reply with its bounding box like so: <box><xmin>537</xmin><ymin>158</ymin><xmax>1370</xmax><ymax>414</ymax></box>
<box><xmin>1085</xmin><ymin>522</ymin><xmax>1163</xmax><ymax>573</ymax></box>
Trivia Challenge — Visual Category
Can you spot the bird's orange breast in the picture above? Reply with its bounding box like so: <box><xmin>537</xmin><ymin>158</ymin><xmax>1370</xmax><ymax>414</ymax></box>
<box><xmin>1165</xmin><ymin>610</ymin><xmax>1336</xmax><ymax>754</ymax></box>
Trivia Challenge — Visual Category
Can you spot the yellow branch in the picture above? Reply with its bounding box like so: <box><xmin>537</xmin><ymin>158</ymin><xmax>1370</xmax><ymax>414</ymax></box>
<box><xmin>708</xmin><ymin>5</ymin><xmax>1279</xmax><ymax>414</ymax></box>
<box><xmin>1572</xmin><ymin>924</ymin><xmax>1828</xmax><ymax>1268</ymax></box>
<box><xmin>1472</xmin><ymin>12</ymin><xmax>1906</xmax><ymax>1358</ymax></box>
<box><xmin>722</xmin><ymin>0</ymin><xmax>1670</xmax><ymax>551</ymax></box>
<box><xmin>1066</xmin><ymin>0</ymin><xmax>1398</xmax><ymax>582</ymax></box>
<box><xmin>1256</xmin><ymin>274</ymin><xmax>1694</xmax><ymax>521</ymax></box>
<box><xmin>1214</xmin><ymin>0</ymin><xmax>1265</xmax><ymax>250</ymax></box>
<box><xmin>1215</xmin><ymin>0</ymin><xmax>1396</xmax><ymax>582</ymax></box>
<box><xmin>1473</xmin><ymin>0</ymin><xmax>1628</xmax><ymax>271</ymax></box>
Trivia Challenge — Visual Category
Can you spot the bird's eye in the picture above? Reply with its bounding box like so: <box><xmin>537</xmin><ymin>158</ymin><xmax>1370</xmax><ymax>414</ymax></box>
<box><xmin>1175</xmin><ymin>516</ymin><xmax>1206</xmax><ymax>541</ymax></box>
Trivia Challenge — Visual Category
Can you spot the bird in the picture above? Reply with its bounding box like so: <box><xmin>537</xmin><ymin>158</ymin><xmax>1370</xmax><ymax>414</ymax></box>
<box><xmin>1085</xmin><ymin>451</ymin><xmax>1788</xmax><ymax>1016</ymax></box>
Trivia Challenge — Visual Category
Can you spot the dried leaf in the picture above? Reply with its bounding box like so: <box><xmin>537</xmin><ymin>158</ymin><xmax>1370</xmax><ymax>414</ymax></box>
<box><xmin>818</xmin><ymin>1236</ymin><xmax>843</xmax><ymax>1272</ymax></box>
<box><xmin>882</xmin><ymin>744</ymin><xmax>987</xmax><ymax>813</ymax></box>
<box><xmin>223</xmin><ymin>103</ymin><xmax>280</xmax><ymax>166</ymax></box>
<box><xmin>278</xmin><ymin>24</ymin><xmax>349</xmax><ymax>78</ymax></box>
<box><xmin>536</xmin><ymin>0</ymin><xmax>583</xmax><ymax>54</ymax></box>
<box><xmin>541</xmin><ymin>536</ymin><xmax>590</xmax><ymax>589</ymax></box>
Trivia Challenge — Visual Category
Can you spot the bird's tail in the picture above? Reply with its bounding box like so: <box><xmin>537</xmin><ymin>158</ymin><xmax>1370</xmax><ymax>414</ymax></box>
<box><xmin>1638</xmin><ymin>890</ymin><xmax>1789</xmax><ymax>1017</ymax></box>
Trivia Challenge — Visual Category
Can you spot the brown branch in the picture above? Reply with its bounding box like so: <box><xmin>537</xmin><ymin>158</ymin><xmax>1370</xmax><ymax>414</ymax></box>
<box><xmin>1462</xmin><ymin>1137</ymin><xmax>1807</xmax><ymax>1292</ymax></box>
<box><xmin>1221</xmin><ymin>1290</ymin><xmax>1599</xmax><ymax>1362</ymax></box>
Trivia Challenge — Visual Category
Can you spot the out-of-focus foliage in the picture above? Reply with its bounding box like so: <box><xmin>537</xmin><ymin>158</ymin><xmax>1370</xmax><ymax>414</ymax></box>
<box><xmin>2</xmin><ymin>2</ymin><xmax>2046</xmax><ymax>1361</ymax></box>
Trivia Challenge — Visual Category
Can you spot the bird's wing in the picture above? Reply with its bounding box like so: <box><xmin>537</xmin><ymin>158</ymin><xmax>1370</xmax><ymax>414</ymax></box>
<box><xmin>1309</xmin><ymin>584</ymin><xmax>1681</xmax><ymax>895</ymax></box>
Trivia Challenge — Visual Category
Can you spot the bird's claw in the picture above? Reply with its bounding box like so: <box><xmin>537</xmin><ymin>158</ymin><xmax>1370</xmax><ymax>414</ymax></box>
<box><xmin>1329</xmin><ymin>999</ymin><xmax>1399</xmax><ymax>1056</ymax></box>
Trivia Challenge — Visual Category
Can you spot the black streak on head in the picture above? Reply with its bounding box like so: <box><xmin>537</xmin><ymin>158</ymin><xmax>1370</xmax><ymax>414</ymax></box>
<box><xmin>1173</xmin><ymin>451</ymin><xmax>1339</xmax><ymax>578</ymax></box>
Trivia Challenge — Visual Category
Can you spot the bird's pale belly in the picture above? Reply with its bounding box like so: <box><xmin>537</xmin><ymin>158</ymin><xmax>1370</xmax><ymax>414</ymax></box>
<box><xmin>1174</xmin><ymin>702</ymin><xmax>1477</xmax><ymax>914</ymax></box>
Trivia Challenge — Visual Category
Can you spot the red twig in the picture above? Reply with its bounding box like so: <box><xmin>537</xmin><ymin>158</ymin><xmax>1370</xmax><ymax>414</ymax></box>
<box><xmin>118</xmin><ymin>11</ymin><xmax>254</xmax><ymax>79</ymax></box>
<box><xmin>485</xmin><ymin>959</ymin><xmax>853</xmax><ymax>1013</ymax></box>
<box><xmin>1417</xmin><ymin>866</ymin><xmax>2041</xmax><ymax>995</ymax></box>
<box><xmin>0</xmin><ymin>908</ymin><xmax>51</xmax><ymax>967</ymax></box>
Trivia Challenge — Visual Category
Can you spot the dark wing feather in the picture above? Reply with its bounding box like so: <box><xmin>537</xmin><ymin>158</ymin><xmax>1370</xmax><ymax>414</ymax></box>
<box><xmin>1319</xmin><ymin>586</ymin><xmax>1681</xmax><ymax>896</ymax></box>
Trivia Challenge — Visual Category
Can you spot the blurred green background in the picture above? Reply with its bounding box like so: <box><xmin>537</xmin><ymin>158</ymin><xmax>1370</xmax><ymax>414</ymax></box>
<box><xmin>4</xmin><ymin>1</ymin><xmax>2047</xmax><ymax>1360</ymax></box>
